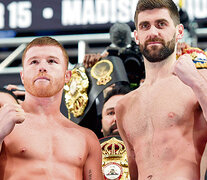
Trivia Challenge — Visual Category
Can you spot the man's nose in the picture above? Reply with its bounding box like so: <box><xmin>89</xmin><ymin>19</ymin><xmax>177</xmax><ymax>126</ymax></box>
<box><xmin>38</xmin><ymin>63</ymin><xmax>47</xmax><ymax>73</ymax></box>
<box><xmin>112</xmin><ymin>115</ymin><xmax>117</xmax><ymax>123</ymax></box>
<box><xmin>148</xmin><ymin>25</ymin><xmax>159</xmax><ymax>39</ymax></box>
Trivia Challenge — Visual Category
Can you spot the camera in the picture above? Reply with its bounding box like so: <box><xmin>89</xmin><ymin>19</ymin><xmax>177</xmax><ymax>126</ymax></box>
<box><xmin>106</xmin><ymin>41</ymin><xmax>145</xmax><ymax>87</ymax></box>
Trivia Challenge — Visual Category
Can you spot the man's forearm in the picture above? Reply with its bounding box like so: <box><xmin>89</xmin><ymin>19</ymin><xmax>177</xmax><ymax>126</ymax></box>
<box><xmin>191</xmin><ymin>70</ymin><xmax>207</xmax><ymax>120</ymax></box>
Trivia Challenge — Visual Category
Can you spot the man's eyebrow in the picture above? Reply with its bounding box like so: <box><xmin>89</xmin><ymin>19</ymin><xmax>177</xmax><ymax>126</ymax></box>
<box><xmin>106</xmin><ymin>107</ymin><xmax>114</xmax><ymax>112</ymax></box>
<box><xmin>138</xmin><ymin>21</ymin><xmax>149</xmax><ymax>26</ymax></box>
<box><xmin>155</xmin><ymin>19</ymin><xmax>169</xmax><ymax>23</ymax></box>
<box><xmin>47</xmin><ymin>56</ymin><xmax>59</xmax><ymax>60</ymax></box>
<box><xmin>27</xmin><ymin>56</ymin><xmax>39</xmax><ymax>62</ymax></box>
<box><xmin>139</xmin><ymin>19</ymin><xmax>168</xmax><ymax>26</ymax></box>
<box><xmin>27</xmin><ymin>56</ymin><xmax>59</xmax><ymax>61</ymax></box>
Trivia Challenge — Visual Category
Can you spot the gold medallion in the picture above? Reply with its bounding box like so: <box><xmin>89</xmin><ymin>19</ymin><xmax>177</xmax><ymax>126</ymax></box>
<box><xmin>91</xmin><ymin>60</ymin><xmax>113</xmax><ymax>85</ymax></box>
<box><xmin>101</xmin><ymin>137</ymin><xmax>130</xmax><ymax>180</ymax></box>
<box><xmin>64</xmin><ymin>67</ymin><xmax>89</xmax><ymax>118</ymax></box>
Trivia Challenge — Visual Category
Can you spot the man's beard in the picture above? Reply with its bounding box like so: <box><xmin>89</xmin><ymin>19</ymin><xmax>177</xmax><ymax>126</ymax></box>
<box><xmin>139</xmin><ymin>34</ymin><xmax>176</xmax><ymax>63</ymax></box>
<box><xmin>109</xmin><ymin>123</ymin><xmax>119</xmax><ymax>136</ymax></box>
<box><xmin>23</xmin><ymin>73</ymin><xmax>64</xmax><ymax>97</ymax></box>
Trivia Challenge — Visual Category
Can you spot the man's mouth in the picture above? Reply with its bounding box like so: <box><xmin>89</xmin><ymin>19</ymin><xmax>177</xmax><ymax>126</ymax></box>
<box><xmin>147</xmin><ymin>41</ymin><xmax>163</xmax><ymax>46</ymax></box>
<box><xmin>110</xmin><ymin>124</ymin><xmax>118</xmax><ymax>133</ymax></box>
<box><xmin>145</xmin><ymin>37</ymin><xmax>164</xmax><ymax>46</ymax></box>
<box><xmin>34</xmin><ymin>76</ymin><xmax>50</xmax><ymax>82</ymax></box>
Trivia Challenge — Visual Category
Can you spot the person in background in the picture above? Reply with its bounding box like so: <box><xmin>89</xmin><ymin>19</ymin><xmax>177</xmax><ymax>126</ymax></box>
<box><xmin>83</xmin><ymin>22</ymin><xmax>144</xmax><ymax>88</ymax></box>
<box><xmin>101</xmin><ymin>85</ymin><xmax>131</xmax><ymax>137</ymax></box>
<box><xmin>116</xmin><ymin>0</ymin><xmax>207</xmax><ymax>179</ymax></box>
<box><xmin>100</xmin><ymin>85</ymin><xmax>131</xmax><ymax>180</ymax></box>
<box><xmin>83</xmin><ymin>22</ymin><xmax>132</xmax><ymax>68</ymax></box>
<box><xmin>0</xmin><ymin>36</ymin><xmax>103</xmax><ymax>180</ymax></box>
<box><xmin>0</xmin><ymin>88</ymin><xmax>18</xmax><ymax>108</ymax></box>
<box><xmin>6</xmin><ymin>84</ymin><xmax>25</xmax><ymax>104</ymax></box>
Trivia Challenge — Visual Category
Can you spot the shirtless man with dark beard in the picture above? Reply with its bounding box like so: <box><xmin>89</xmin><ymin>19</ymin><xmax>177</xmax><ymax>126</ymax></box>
<box><xmin>116</xmin><ymin>0</ymin><xmax>207</xmax><ymax>179</ymax></box>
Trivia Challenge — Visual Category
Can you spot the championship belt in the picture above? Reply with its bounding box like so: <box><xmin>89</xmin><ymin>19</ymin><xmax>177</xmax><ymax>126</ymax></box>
<box><xmin>177</xmin><ymin>47</ymin><xmax>207</xmax><ymax>69</ymax></box>
<box><xmin>100</xmin><ymin>136</ymin><xmax>130</xmax><ymax>180</ymax></box>
<box><xmin>64</xmin><ymin>66</ymin><xmax>89</xmax><ymax>118</ymax></box>
<box><xmin>91</xmin><ymin>60</ymin><xmax>113</xmax><ymax>85</ymax></box>
<box><xmin>68</xmin><ymin>56</ymin><xmax>129</xmax><ymax>124</ymax></box>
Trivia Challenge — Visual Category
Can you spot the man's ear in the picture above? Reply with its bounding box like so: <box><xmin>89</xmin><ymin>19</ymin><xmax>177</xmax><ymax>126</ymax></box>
<box><xmin>176</xmin><ymin>24</ymin><xmax>184</xmax><ymax>42</ymax></box>
<box><xmin>20</xmin><ymin>71</ymin><xmax>24</xmax><ymax>85</ymax></box>
<box><xmin>65</xmin><ymin>70</ymin><xmax>71</xmax><ymax>83</ymax></box>
<box><xmin>134</xmin><ymin>30</ymin><xmax>139</xmax><ymax>45</ymax></box>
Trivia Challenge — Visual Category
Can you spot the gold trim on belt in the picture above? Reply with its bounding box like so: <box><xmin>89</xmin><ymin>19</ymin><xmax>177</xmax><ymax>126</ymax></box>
<box><xmin>101</xmin><ymin>137</ymin><xmax>130</xmax><ymax>180</ymax></box>
<box><xmin>64</xmin><ymin>67</ymin><xmax>89</xmax><ymax>118</ymax></box>
<box><xmin>177</xmin><ymin>47</ymin><xmax>207</xmax><ymax>69</ymax></box>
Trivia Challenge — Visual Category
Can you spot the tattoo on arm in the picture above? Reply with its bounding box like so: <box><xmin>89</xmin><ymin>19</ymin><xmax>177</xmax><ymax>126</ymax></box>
<box><xmin>89</xmin><ymin>169</ymin><xmax>92</xmax><ymax>180</ymax></box>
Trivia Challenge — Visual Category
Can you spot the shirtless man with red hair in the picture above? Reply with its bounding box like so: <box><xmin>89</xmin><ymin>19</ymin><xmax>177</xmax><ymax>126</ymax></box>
<box><xmin>0</xmin><ymin>37</ymin><xmax>103</xmax><ymax>180</ymax></box>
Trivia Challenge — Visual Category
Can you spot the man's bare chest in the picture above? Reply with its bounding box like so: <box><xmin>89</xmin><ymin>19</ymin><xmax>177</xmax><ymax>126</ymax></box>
<box><xmin>122</xmin><ymin>82</ymin><xmax>199</xmax><ymax>140</ymax></box>
<box><xmin>4</xmin><ymin>121</ymin><xmax>87</xmax><ymax>166</ymax></box>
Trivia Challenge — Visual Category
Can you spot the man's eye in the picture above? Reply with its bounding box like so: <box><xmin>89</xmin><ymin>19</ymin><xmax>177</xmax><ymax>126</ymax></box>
<box><xmin>48</xmin><ymin>59</ymin><xmax>56</xmax><ymax>64</ymax></box>
<box><xmin>107</xmin><ymin>111</ymin><xmax>115</xmax><ymax>116</ymax></box>
<box><xmin>140</xmin><ymin>23</ymin><xmax>149</xmax><ymax>30</ymax></box>
<box><xmin>30</xmin><ymin>60</ymin><xmax>38</xmax><ymax>64</ymax></box>
<box><xmin>158</xmin><ymin>22</ymin><xmax>166</xmax><ymax>28</ymax></box>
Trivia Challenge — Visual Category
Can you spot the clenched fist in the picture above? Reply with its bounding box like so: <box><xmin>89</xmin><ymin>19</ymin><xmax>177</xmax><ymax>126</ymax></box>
<box><xmin>172</xmin><ymin>54</ymin><xmax>200</xmax><ymax>87</ymax></box>
<box><xmin>0</xmin><ymin>104</ymin><xmax>25</xmax><ymax>141</ymax></box>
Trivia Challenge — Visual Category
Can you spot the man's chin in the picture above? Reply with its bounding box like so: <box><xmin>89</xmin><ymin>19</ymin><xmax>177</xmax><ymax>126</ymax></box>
<box><xmin>27</xmin><ymin>89</ymin><xmax>54</xmax><ymax>97</ymax></box>
<box><xmin>110</xmin><ymin>130</ymin><xmax>120</xmax><ymax>136</ymax></box>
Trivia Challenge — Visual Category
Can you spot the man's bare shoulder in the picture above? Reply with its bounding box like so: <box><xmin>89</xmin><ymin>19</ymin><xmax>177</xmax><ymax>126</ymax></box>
<box><xmin>63</xmin><ymin>118</ymin><xmax>99</xmax><ymax>142</ymax></box>
<box><xmin>63</xmin><ymin>120</ymin><xmax>100</xmax><ymax>153</ymax></box>
<box><xmin>117</xmin><ymin>88</ymin><xmax>141</xmax><ymax>108</ymax></box>
<box><xmin>115</xmin><ymin>88</ymin><xmax>142</xmax><ymax>123</ymax></box>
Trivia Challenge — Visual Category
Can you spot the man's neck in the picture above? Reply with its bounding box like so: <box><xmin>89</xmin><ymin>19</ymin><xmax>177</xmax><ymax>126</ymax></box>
<box><xmin>143</xmin><ymin>53</ymin><xmax>176</xmax><ymax>85</ymax></box>
<box><xmin>22</xmin><ymin>91</ymin><xmax>62</xmax><ymax>116</ymax></box>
